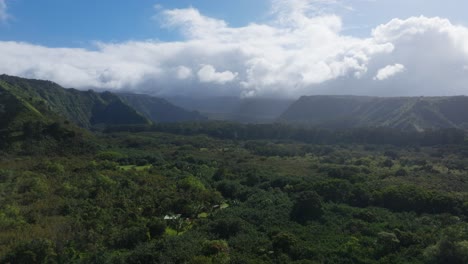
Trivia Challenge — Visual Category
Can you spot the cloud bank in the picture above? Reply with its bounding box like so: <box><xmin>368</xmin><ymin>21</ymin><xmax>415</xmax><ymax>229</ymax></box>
<box><xmin>1</xmin><ymin>0</ymin><xmax>468</xmax><ymax>97</ymax></box>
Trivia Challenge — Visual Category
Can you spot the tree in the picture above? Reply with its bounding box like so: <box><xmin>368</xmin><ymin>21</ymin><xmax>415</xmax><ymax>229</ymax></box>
<box><xmin>425</xmin><ymin>238</ymin><xmax>468</xmax><ymax>264</ymax></box>
<box><xmin>147</xmin><ymin>218</ymin><xmax>167</xmax><ymax>239</ymax></box>
<box><xmin>376</xmin><ymin>232</ymin><xmax>400</xmax><ymax>256</ymax></box>
<box><xmin>2</xmin><ymin>239</ymin><xmax>57</xmax><ymax>264</ymax></box>
<box><xmin>272</xmin><ymin>232</ymin><xmax>297</xmax><ymax>254</ymax></box>
<box><xmin>201</xmin><ymin>240</ymin><xmax>230</xmax><ymax>264</ymax></box>
<box><xmin>382</xmin><ymin>159</ymin><xmax>394</xmax><ymax>168</ymax></box>
<box><xmin>291</xmin><ymin>191</ymin><xmax>324</xmax><ymax>223</ymax></box>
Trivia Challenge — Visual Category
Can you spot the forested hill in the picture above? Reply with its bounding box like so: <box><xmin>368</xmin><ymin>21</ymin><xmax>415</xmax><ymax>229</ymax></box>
<box><xmin>167</xmin><ymin>96</ymin><xmax>295</xmax><ymax>123</ymax></box>
<box><xmin>280</xmin><ymin>95</ymin><xmax>468</xmax><ymax>130</ymax></box>
<box><xmin>0</xmin><ymin>75</ymin><xmax>150</xmax><ymax>129</ymax></box>
<box><xmin>118</xmin><ymin>93</ymin><xmax>207</xmax><ymax>123</ymax></box>
<box><xmin>5</xmin><ymin>74</ymin><xmax>468</xmax><ymax>132</ymax></box>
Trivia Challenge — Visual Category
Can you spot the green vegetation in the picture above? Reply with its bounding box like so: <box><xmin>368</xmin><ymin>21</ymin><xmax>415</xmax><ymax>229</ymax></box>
<box><xmin>281</xmin><ymin>95</ymin><xmax>468</xmax><ymax>130</ymax></box>
<box><xmin>166</xmin><ymin>96</ymin><xmax>294</xmax><ymax>123</ymax></box>
<box><xmin>1</xmin><ymin>75</ymin><xmax>468</xmax><ymax>263</ymax></box>
<box><xmin>1</xmin><ymin>124</ymin><xmax>468</xmax><ymax>263</ymax></box>
<box><xmin>119</xmin><ymin>93</ymin><xmax>207</xmax><ymax>123</ymax></box>
<box><xmin>106</xmin><ymin>121</ymin><xmax>465</xmax><ymax>146</ymax></box>
<box><xmin>0</xmin><ymin>75</ymin><xmax>150</xmax><ymax>129</ymax></box>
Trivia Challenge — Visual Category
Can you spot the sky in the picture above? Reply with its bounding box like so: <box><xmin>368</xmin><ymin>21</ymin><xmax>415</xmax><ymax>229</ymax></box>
<box><xmin>1</xmin><ymin>0</ymin><xmax>468</xmax><ymax>98</ymax></box>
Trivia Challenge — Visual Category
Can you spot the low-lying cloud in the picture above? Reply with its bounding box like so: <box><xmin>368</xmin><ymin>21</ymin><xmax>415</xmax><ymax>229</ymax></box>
<box><xmin>197</xmin><ymin>65</ymin><xmax>238</xmax><ymax>84</ymax></box>
<box><xmin>374</xmin><ymin>64</ymin><xmax>405</xmax><ymax>81</ymax></box>
<box><xmin>1</xmin><ymin>0</ymin><xmax>468</xmax><ymax>97</ymax></box>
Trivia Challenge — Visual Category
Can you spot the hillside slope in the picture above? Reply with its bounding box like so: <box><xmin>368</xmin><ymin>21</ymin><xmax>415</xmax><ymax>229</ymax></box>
<box><xmin>118</xmin><ymin>93</ymin><xmax>207</xmax><ymax>123</ymax></box>
<box><xmin>280</xmin><ymin>95</ymin><xmax>468</xmax><ymax>130</ymax></box>
<box><xmin>0</xmin><ymin>75</ymin><xmax>150</xmax><ymax>129</ymax></box>
<box><xmin>167</xmin><ymin>96</ymin><xmax>295</xmax><ymax>123</ymax></box>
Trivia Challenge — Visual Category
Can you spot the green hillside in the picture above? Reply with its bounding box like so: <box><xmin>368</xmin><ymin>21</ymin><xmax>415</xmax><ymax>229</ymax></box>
<box><xmin>167</xmin><ymin>96</ymin><xmax>295</xmax><ymax>123</ymax></box>
<box><xmin>0</xmin><ymin>75</ymin><xmax>150</xmax><ymax>129</ymax></box>
<box><xmin>0</xmin><ymin>82</ymin><xmax>45</xmax><ymax>132</ymax></box>
<box><xmin>280</xmin><ymin>95</ymin><xmax>468</xmax><ymax>130</ymax></box>
<box><xmin>118</xmin><ymin>93</ymin><xmax>207</xmax><ymax>123</ymax></box>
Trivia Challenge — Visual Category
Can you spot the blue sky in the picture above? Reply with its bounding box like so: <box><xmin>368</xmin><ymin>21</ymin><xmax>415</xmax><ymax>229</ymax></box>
<box><xmin>2</xmin><ymin>0</ymin><xmax>468</xmax><ymax>97</ymax></box>
<box><xmin>0</xmin><ymin>0</ymin><xmax>270</xmax><ymax>47</ymax></box>
<box><xmin>3</xmin><ymin>0</ymin><xmax>468</xmax><ymax>46</ymax></box>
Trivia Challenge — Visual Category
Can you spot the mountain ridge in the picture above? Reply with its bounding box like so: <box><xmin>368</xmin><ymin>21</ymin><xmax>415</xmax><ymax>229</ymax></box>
<box><xmin>0</xmin><ymin>74</ymin><xmax>151</xmax><ymax>129</ymax></box>
<box><xmin>280</xmin><ymin>95</ymin><xmax>468</xmax><ymax>130</ymax></box>
<box><xmin>3</xmin><ymin>75</ymin><xmax>468</xmax><ymax>132</ymax></box>
<box><xmin>118</xmin><ymin>93</ymin><xmax>207</xmax><ymax>123</ymax></box>
<box><xmin>167</xmin><ymin>96</ymin><xmax>295</xmax><ymax>123</ymax></box>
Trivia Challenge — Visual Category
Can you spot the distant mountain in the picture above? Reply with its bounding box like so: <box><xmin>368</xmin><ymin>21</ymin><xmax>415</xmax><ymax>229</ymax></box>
<box><xmin>167</xmin><ymin>96</ymin><xmax>295</xmax><ymax>123</ymax></box>
<box><xmin>118</xmin><ymin>93</ymin><xmax>207</xmax><ymax>123</ymax></box>
<box><xmin>6</xmin><ymin>74</ymin><xmax>468</xmax><ymax>132</ymax></box>
<box><xmin>280</xmin><ymin>95</ymin><xmax>468</xmax><ymax>130</ymax></box>
<box><xmin>0</xmin><ymin>75</ymin><xmax>150</xmax><ymax>130</ymax></box>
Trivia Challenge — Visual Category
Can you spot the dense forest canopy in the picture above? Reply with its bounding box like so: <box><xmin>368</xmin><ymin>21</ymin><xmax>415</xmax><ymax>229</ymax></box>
<box><xmin>1</xmin><ymin>121</ymin><xmax>468</xmax><ymax>263</ymax></box>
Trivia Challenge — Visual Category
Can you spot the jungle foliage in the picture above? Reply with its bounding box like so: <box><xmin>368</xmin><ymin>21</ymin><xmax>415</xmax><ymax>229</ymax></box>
<box><xmin>0</xmin><ymin>122</ymin><xmax>467</xmax><ymax>263</ymax></box>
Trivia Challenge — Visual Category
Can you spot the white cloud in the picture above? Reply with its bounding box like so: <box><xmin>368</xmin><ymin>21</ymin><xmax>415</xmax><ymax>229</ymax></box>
<box><xmin>154</xmin><ymin>4</ymin><xmax>163</xmax><ymax>10</ymax></box>
<box><xmin>374</xmin><ymin>64</ymin><xmax>405</xmax><ymax>81</ymax></box>
<box><xmin>176</xmin><ymin>66</ymin><xmax>193</xmax><ymax>80</ymax></box>
<box><xmin>271</xmin><ymin>0</ymin><xmax>351</xmax><ymax>25</ymax></box>
<box><xmin>0</xmin><ymin>0</ymin><xmax>9</xmax><ymax>22</ymax></box>
<box><xmin>160</xmin><ymin>8</ymin><xmax>227</xmax><ymax>39</ymax></box>
<box><xmin>197</xmin><ymin>65</ymin><xmax>237</xmax><ymax>84</ymax></box>
<box><xmin>1</xmin><ymin>2</ymin><xmax>468</xmax><ymax>97</ymax></box>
